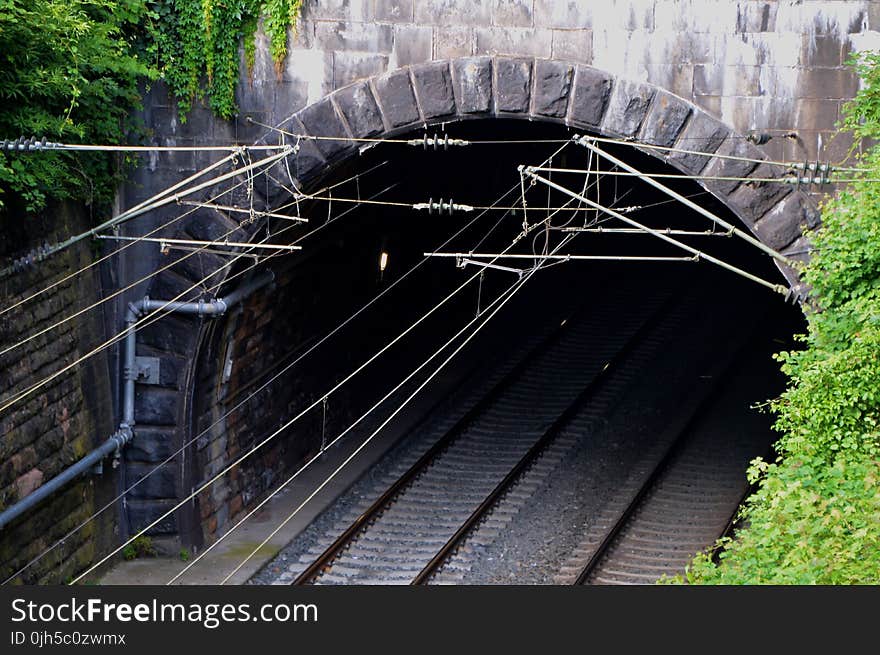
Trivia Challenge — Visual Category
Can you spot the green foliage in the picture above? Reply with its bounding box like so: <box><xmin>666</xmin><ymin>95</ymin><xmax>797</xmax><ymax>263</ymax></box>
<box><xmin>0</xmin><ymin>0</ymin><xmax>155</xmax><ymax>214</ymax></box>
<box><xmin>152</xmin><ymin>0</ymin><xmax>305</xmax><ymax>121</ymax></box>
<box><xmin>121</xmin><ymin>536</ymin><xmax>157</xmax><ymax>561</ymax></box>
<box><xmin>675</xmin><ymin>54</ymin><xmax>880</xmax><ymax>585</ymax></box>
<box><xmin>678</xmin><ymin>453</ymin><xmax>880</xmax><ymax>584</ymax></box>
<box><xmin>178</xmin><ymin>548</ymin><xmax>190</xmax><ymax>562</ymax></box>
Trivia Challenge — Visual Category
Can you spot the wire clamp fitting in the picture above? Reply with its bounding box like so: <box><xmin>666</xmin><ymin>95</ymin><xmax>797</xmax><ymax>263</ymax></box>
<box><xmin>407</xmin><ymin>133</ymin><xmax>469</xmax><ymax>150</ymax></box>
<box><xmin>413</xmin><ymin>198</ymin><xmax>474</xmax><ymax>214</ymax></box>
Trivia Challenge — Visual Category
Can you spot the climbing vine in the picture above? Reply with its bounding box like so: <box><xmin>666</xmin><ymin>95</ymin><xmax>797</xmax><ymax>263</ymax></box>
<box><xmin>151</xmin><ymin>0</ymin><xmax>305</xmax><ymax>120</ymax></box>
<box><xmin>669</xmin><ymin>52</ymin><xmax>880</xmax><ymax>585</ymax></box>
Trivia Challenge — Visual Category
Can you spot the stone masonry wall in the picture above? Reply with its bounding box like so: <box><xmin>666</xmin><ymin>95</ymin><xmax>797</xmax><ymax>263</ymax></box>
<box><xmin>0</xmin><ymin>202</ymin><xmax>116</xmax><ymax>584</ymax></box>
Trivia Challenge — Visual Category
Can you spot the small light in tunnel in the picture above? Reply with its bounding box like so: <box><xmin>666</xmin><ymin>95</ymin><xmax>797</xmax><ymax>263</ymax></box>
<box><xmin>379</xmin><ymin>251</ymin><xmax>389</xmax><ymax>273</ymax></box>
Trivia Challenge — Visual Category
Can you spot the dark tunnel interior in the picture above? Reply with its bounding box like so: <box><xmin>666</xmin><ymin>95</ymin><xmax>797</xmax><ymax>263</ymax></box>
<box><xmin>187</xmin><ymin>119</ymin><xmax>807</xmax><ymax>548</ymax></box>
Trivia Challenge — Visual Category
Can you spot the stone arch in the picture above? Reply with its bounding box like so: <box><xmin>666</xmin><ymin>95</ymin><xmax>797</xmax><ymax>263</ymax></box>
<box><xmin>129</xmin><ymin>57</ymin><xmax>819</xmax><ymax>543</ymax></box>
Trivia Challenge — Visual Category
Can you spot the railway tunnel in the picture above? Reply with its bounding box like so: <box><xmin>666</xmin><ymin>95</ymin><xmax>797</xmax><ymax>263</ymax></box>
<box><xmin>149</xmin><ymin>104</ymin><xmax>808</xmax><ymax>583</ymax></box>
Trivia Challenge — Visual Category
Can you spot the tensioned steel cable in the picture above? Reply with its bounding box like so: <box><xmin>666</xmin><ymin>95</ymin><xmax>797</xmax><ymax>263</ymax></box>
<box><xmin>0</xmin><ymin>151</ymin><xmax>246</xmax><ymax>319</ymax></box>
<box><xmin>5</xmin><ymin>166</ymin><xmax>531</xmax><ymax>585</ymax></box>
<box><xmin>68</xmin><ymin>230</ymin><xmax>530</xmax><ymax>585</ymax></box>
<box><xmin>246</xmin><ymin>116</ymin><xmax>868</xmax><ymax>173</ymax></box>
<box><xmin>68</xmin><ymin>142</ymin><xmax>576</xmax><ymax>585</ymax></box>
<box><xmin>213</xmin><ymin>230</ymin><xmax>579</xmax><ymax>585</ymax></box>
<box><xmin>0</xmin><ymin>158</ymin><xmax>391</xmax><ymax>356</ymax></box>
<box><xmin>0</xmin><ymin>157</ymin><xmax>397</xmax><ymax>415</ymax></box>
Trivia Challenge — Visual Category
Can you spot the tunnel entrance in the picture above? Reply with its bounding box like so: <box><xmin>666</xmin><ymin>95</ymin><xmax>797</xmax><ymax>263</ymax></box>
<box><xmin>183</xmin><ymin>117</ymin><xmax>805</xmax><ymax>576</ymax></box>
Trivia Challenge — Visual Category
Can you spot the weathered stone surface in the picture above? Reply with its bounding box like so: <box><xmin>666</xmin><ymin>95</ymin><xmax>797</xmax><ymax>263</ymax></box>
<box><xmin>393</xmin><ymin>25</ymin><xmax>432</xmax><ymax>66</ymax></box>
<box><xmin>135</xmin><ymin>387</ymin><xmax>179</xmax><ymax>426</ymax></box>
<box><xmin>283</xmin><ymin>118</ymin><xmax>328</xmax><ymax>185</ymax></box>
<box><xmin>297</xmin><ymin>97</ymin><xmax>354</xmax><ymax>161</ymax></box>
<box><xmin>412</xmin><ymin>62</ymin><xmax>456</xmax><ymax>118</ymax></box>
<box><xmin>533</xmin><ymin>59</ymin><xmax>574</xmax><ymax>118</ymax></box>
<box><xmin>139</xmin><ymin>316</ymin><xmax>197</xmax><ymax>354</ymax></box>
<box><xmin>334</xmin><ymin>82</ymin><xmax>385</xmax><ymax>138</ymax></box>
<box><xmin>125</xmin><ymin>463</ymin><xmax>177</xmax><ymax>500</ymax></box>
<box><xmin>453</xmin><ymin>57</ymin><xmax>493</xmax><ymax>114</ymax></box>
<box><xmin>128</xmin><ymin>428</ymin><xmax>177</xmax><ymax>463</ymax></box>
<box><xmin>568</xmin><ymin>66</ymin><xmax>613</xmax><ymax>128</ymax></box>
<box><xmin>494</xmin><ymin>57</ymin><xmax>531</xmax><ymax>113</ymax></box>
<box><xmin>640</xmin><ymin>91</ymin><xmax>692</xmax><ymax>147</ymax></box>
<box><xmin>702</xmin><ymin>137</ymin><xmax>762</xmax><ymax>196</ymax></box>
<box><xmin>667</xmin><ymin>110</ymin><xmax>730</xmax><ymax>173</ymax></box>
<box><xmin>753</xmin><ymin>193</ymin><xmax>820</xmax><ymax>251</ymax></box>
<box><xmin>127</xmin><ymin>499</ymin><xmax>177</xmax><ymax>534</ymax></box>
<box><xmin>602</xmin><ymin>80</ymin><xmax>655</xmax><ymax>137</ymax></box>
<box><xmin>373</xmin><ymin>69</ymin><xmax>421</xmax><ymax>127</ymax></box>
<box><xmin>375</xmin><ymin>0</ymin><xmax>413</xmax><ymax>23</ymax></box>
<box><xmin>727</xmin><ymin>164</ymin><xmax>793</xmax><ymax>224</ymax></box>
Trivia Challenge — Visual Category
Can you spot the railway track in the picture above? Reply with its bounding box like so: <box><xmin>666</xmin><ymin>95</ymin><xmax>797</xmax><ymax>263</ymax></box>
<box><xmin>558</xmin><ymin>330</ymin><xmax>781</xmax><ymax>586</ymax></box>
<box><xmin>286</xmin><ymin>277</ymin><xmax>695</xmax><ymax>585</ymax></box>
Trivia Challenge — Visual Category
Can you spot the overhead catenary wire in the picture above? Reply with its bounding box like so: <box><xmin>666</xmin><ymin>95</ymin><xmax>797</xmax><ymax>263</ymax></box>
<box><xmin>243</xmin><ymin>115</ymin><xmax>869</xmax><ymax>173</ymax></box>
<box><xmin>573</xmin><ymin>136</ymin><xmax>799</xmax><ymax>269</ymax></box>
<box><xmin>0</xmin><ymin>205</ymin><xmax>305</xmax><ymax>416</ymax></box>
<box><xmin>3</xmin><ymin>148</ymin><xmax>541</xmax><ymax>585</ymax></box>
<box><xmin>68</xmin><ymin>235</ymin><xmax>527</xmax><ymax>585</ymax></box>
<box><xmin>522</xmin><ymin>168</ymin><xmax>791</xmax><ymax>297</ymax></box>
<box><xmin>1</xmin><ymin>179</ymin><xmax>407</xmax><ymax>584</ymax></box>
<box><xmin>69</xmin><ymin>158</ymin><xmax>570</xmax><ymax>586</ymax></box>
<box><xmin>211</xmin><ymin>230</ymin><xmax>577</xmax><ymax>585</ymax></box>
<box><xmin>0</xmin><ymin>147</ymin><xmax>293</xmax><ymax>279</ymax></box>
<box><xmin>0</xmin><ymin>155</ymin><xmax>388</xmax><ymax>360</ymax></box>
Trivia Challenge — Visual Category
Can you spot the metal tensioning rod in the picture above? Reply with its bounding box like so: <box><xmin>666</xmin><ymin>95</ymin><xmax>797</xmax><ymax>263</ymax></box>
<box><xmin>572</xmin><ymin>135</ymin><xmax>799</xmax><ymax>270</ymax></box>
<box><xmin>520</xmin><ymin>167</ymin><xmax>790</xmax><ymax>297</ymax></box>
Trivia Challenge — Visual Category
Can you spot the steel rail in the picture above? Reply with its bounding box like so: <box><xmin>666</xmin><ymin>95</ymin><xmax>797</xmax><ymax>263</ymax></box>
<box><xmin>291</xmin><ymin>301</ymin><xmax>589</xmax><ymax>585</ymax></box>
<box><xmin>411</xmin><ymin>291</ymin><xmax>679</xmax><ymax>585</ymax></box>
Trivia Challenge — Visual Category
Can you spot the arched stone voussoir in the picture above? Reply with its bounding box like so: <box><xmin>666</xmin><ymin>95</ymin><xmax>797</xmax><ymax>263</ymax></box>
<box><xmin>244</xmin><ymin>57</ymin><xmax>821</xmax><ymax>291</ymax></box>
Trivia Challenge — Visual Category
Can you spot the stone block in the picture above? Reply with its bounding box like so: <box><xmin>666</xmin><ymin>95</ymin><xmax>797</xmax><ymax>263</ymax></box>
<box><xmin>412</xmin><ymin>62</ymin><xmax>455</xmax><ymax>119</ymax></box>
<box><xmin>798</xmin><ymin>67</ymin><xmax>860</xmax><ymax>99</ymax></box>
<box><xmin>753</xmin><ymin>192</ymin><xmax>820</xmax><ymax>251</ymax></box>
<box><xmin>297</xmin><ymin>96</ymin><xmax>355</xmax><ymax>162</ymax></box>
<box><xmin>127</xmin><ymin>499</ymin><xmax>177</xmax><ymax>534</ymax></box>
<box><xmin>434</xmin><ymin>26</ymin><xmax>473</xmax><ymax>59</ymax></box>
<box><xmin>534</xmin><ymin>0</ymin><xmax>592</xmax><ymax>29</ymax></box>
<box><xmin>393</xmin><ymin>25</ymin><xmax>432</xmax><ymax>66</ymax></box>
<box><xmin>494</xmin><ymin>57</ymin><xmax>532</xmax><ymax>113</ymax></box>
<box><xmin>128</xmin><ymin>427</ymin><xmax>177</xmax><ymax>463</ymax></box>
<box><xmin>332</xmin><ymin>52</ymin><xmax>388</xmax><ymax>88</ymax></box>
<box><xmin>306</xmin><ymin>0</ymin><xmax>374</xmax><ymax>22</ymax></box>
<box><xmin>314</xmin><ymin>21</ymin><xmax>393</xmax><ymax>52</ymax></box>
<box><xmin>134</xmin><ymin>387</ymin><xmax>179</xmax><ymax>426</ymax></box>
<box><xmin>639</xmin><ymin>91</ymin><xmax>692</xmax><ymax>147</ymax></box>
<box><xmin>727</xmin><ymin>164</ymin><xmax>793</xmax><ymax>224</ymax></box>
<box><xmin>702</xmin><ymin>137</ymin><xmax>762</xmax><ymax>196</ymax></box>
<box><xmin>375</xmin><ymin>0</ymin><xmax>413</xmax><ymax>23</ymax></box>
<box><xmin>567</xmin><ymin>66</ymin><xmax>614</xmax><ymax>129</ymax></box>
<box><xmin>334</xmin><ymin>81</ymin><xmax>385</xmax><ymax>137</ymax></box>
<box><xmin>667</xmin><ymin>110</ymin><xmax>730</xmax><ymax>174</ymax></box>
<box><xmin>125</xmin><ymin>463</ymin><xmax>177</xmax><ymax>500</ymax></box>
<box><xmin>415</xmin><ymin>0</ymin><xmax>492</xmax><ymax>27</ymax></box>
<box><xmin>533</xmin><ymin>60</ymin><xmax>574</xmax><ymax>118</ymax></box>
<box><xmin>551</xmin><ymin>29</ymin><xmax>593</xmax><ymax>64</ymax></box>
<box><xmin>601</xmin><ymin>79</ymin><xmax>655</xmax><ymax>137</ymax></box>
<box><xmin>475</xmin><ymin>27</ymin><xmax>552</xmax><ymax>58</ymax></box>
<box><xmin>453</xmin><ymin>57</ymin><xmax>493</xmax><ymax>114</ymax></box>
<box><xmin>373</xmin><ymin>69</ymin><xmax>421</xmax><ymax>127</ymax></box>
<box><xmin>492</xmin><ymin>0</ymin><xmax>533</xmax><ymax>27</ymax></box>
<box><xmin>278</xmin><ymin>117</ymin><xmax>327</xmax><ymax>187</ymax></box>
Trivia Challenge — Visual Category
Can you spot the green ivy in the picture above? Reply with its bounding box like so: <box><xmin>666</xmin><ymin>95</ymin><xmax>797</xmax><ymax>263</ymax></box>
<box><xmin>0</xmin><ymin>0</ymin><xmax>155</xmax><ymax>214</ymax></box>
<box><xmin>152</xmin><ymin>0</ymin><xmax>305</xmax><ymax>121</ymax></box>
<box><xmin>670</xmin><ymin>54</ymin><xmax>880</xmax><ymax>585</ymax></box>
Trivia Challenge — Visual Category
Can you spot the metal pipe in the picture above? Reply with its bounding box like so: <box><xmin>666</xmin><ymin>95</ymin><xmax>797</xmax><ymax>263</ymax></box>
<box><xmin>0</xmin><ymin>428</ymin><xmax>132</xmax><ymax>530</ymax></box>
<box><xmin>0</xmin><ymin>269</ymin><xmax>275</xmax><ymax>531</ymax></box>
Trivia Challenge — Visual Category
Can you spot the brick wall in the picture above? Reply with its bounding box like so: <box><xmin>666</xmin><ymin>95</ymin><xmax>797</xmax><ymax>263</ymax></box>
<box><xmin>0</xmin><ymin>202</ymin><xmax>116</xmax><ymax>584</ymax></box>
